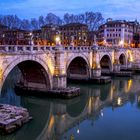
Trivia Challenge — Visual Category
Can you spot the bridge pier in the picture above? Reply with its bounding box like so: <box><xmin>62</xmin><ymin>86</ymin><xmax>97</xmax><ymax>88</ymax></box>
<box><xmin>52</xmin><ymin>75</ymin><xmax>67</xmax><ymax>89</ymax></box>
<box><xmin>127</xmin><ymin>62</ymin><xmax>133</xmax><ymax>70</ymax></box>
<box><xmin>113</xmin><ymin>64</ymin><xmax>121</xmax><ymax>72</ymax></box>
<box><xmin>91</xmin><ymin>68</ymin><xmax>101</xmax><ymax>78</ymax></box>
<box><xmin>53</xmin><ymin>45</ymin><xmax>67</xmax><ymax>89</ymax></box>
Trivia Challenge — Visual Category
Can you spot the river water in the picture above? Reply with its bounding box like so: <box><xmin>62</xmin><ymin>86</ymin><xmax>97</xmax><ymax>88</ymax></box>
<box><xmin>1</xmin><ymin>69</ymin><xmax>140</xmax><ymax>140</ymax></box>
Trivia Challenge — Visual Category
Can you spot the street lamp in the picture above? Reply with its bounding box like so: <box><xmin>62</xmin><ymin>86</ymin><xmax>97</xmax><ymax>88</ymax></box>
<box><xmin>2</xmin><ymin>34</ymin><xmax>5</xmax><ymax>45</ymax></box>
<box><xmin>30</xmin><ymin>32</ymin><xmax>34</xmax><ymax>45</ymax></box>
<box><xmin>119</xmin><ymin>40</ymin><xmax>124</xmax><ymax>48</ymax></box>
<box><xmin>70</xmin><ymin>36</ymin><xmax>75</xmax><ymax>47</ymax></box>
<box><xmin>55</xmin><ymin>36</ymin><xmax>61</xmax><ymax>46</ymax></box>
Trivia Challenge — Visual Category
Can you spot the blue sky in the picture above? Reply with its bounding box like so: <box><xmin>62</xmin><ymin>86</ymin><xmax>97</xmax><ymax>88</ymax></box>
<box><xmin>0</xmin><ymin>0</ymin><xmax>140</xmax><ymax>21</ymax></box>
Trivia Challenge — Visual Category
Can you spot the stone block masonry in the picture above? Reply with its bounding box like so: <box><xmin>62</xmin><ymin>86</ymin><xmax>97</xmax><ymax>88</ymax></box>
<box><xmin>0</xmin><ymin>104</ymin><xmax>32</xmax><ymax>134</ymax></box>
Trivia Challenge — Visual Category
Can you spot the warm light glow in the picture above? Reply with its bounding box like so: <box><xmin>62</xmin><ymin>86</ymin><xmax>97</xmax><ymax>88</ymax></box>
<box><xmin>119</xmin><ymin>40</ymin><xmax>124</xmax><ymax>46</ymax></box>
<box><xmin>47</xmin><ymin>56</ymin><xmax>55</xmax><ymax>75</ymax></box>
<box><xmin>48</xmin><ymin>115</ymin><xmax>55</xmax><ymax>133</ymax></box>
<box><xmin>55</xmin><ymin>36</ymin><xmax>61</xmax><ymax>45</ymax></box>
<box><xmin>0</xmin><ymin>68</ymin><xmax>3</xmax><ymax>80</ymax></box>
<box><xmin>88</xmin><ymin>97</ymin><xmax>94</xmax><ymax>114</ymax></box>
<box><xmin>128</xmin><ymin>50</ymin><xmax>133</xmax><ymax>62</ymax></box>
<box><xmin>56</xmin><ymin>36</ymin><xmax>60</xmax><ymax>42</ymax></box>
<box><xmin>29</xmin><ymin>32</ymin><xmax>32</xmax><ymax>36</ymax></box>
<box><xmin>125</xmin><ymin>79</ymin><xmax>133</xmax><ymax>93</ymax></box>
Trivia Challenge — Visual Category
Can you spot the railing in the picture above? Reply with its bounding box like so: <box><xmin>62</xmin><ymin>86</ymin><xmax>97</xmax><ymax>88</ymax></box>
<box><xmin>0</xmin><ymin>45</ymin><xmax>93</xmax><ymax>53</ymax></box>
<box><xmin>0</xmin><ymin>45</ymin><xmax>56</xmax><ymax>53</ymax></box>
<box><xmin>64</xmin><ymin>46</ymin><xmax>92</xmax><ymax>51</ymax></box>
<box><xmin>0</xmin><ymin>45</ymin><xmax>134</xmax><ymax>54</ymax></box>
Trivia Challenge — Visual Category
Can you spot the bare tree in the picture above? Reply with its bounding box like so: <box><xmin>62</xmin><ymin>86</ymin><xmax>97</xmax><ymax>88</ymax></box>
<box><xmin>0</xmin><ymin>11</ymin><xmax>104</xmax><ymax>31</ymax></box>
<box><xmin>20</xmin><ymin>19</ymin><xmax>31</xmax><ymax>30</ymax></box>
<box><xmin>31</xmin><ymin>18</ymin><xmax>39</xmax><ymax>29</ymax></box>
<box><xmin>38</xmin><ymin>16</ymin><xmax>45</xmax><ymax>27</ymax></box>
<box><xmin>63</xmin><ymin>12</ymin><xmax>104</xmax><ymax>31</ymax></box>
<box><xmin>45</xmin><ymin>13</ymin><xmax>62</xmax><ymax>25</ymax></box>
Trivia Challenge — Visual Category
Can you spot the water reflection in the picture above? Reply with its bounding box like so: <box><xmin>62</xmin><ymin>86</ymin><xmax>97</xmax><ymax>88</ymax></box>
<box><xmin>1</xmin><ymin>69</ymin><xmax>140</xmax><ymax>140</ymax></box>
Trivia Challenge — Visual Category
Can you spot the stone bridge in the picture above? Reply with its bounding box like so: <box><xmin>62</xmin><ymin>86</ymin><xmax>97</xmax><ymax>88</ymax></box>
<box><xmin>0</xmin><ymin>45</ymin><xmax>138</xmax><ymax>93</ymax></box>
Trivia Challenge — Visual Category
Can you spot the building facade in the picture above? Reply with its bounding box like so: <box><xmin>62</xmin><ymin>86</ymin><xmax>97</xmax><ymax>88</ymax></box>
<box><xmin>0</xmin><ymin>24</ymin><xmax>9</xmax><ymax>45</ymax></box>
<box><xmin>98</xmin><ymin>19</ymin><xmax>140</xmax><ymax>48</ymax></box>
<box><xmin>3</xmin><ymin>29</ymin><xmax>31</xmax><ymax>45</ymax></box>
<box><xmin>41</xmin><ymin>24</ymin><xmax>60</xmax><ymax>46</ymax></box>
<box><xmin>32</xmin><ymin>29</ymin><xmax>42</xmax><ymax>45</ymax></box>
<box><xmin>60</xmin><ymin>23</ymin><xmax>88</xmax><ymax>46</ymax></box>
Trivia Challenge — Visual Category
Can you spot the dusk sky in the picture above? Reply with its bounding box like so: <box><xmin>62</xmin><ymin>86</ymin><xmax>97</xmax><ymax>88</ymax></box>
<box><xmin>0</xmin><ymin>0</ymin><xmax>140</xmax><ymax>21</ymax></box>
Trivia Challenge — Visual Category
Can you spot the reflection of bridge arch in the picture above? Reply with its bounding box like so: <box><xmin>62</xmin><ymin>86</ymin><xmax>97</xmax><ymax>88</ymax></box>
<box><xmin>100</xmin><ymin>54</ymin><xmax>112</xmax><ymax>71</ymax></box>
<box><xmin>2</xmin><ymin>56</ymin><xmax>53</xmax><ymax>91</ymax></box>
<box><xmin>100</xmin><ymin>84</ymin><xmax>111</xmax><ymax>101</ymax></box>
<box><xmin>66</xmin><ymin>94</ymin><xmax>88</xmax><ymax>118</ymax></box>
<box><xmin>21</xmin><ymin>97</ymin><xmax>52</xmax><ymax>140</ymax></box>
<box><xmin>119</xmin><ymin>53</ymin><xmax>127</xmax><ymax>65</ymax></box>
<box><xmin>67</xmin><ymin>55</ymin><xmax>90</xmax><ymax>79</ymax></box>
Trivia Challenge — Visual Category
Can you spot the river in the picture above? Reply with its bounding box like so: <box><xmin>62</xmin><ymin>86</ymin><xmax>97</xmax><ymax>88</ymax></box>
<box><xmin>0</xmin><ymin>68</ymin><xmax>140</xmax><ymax>140</ymax></box>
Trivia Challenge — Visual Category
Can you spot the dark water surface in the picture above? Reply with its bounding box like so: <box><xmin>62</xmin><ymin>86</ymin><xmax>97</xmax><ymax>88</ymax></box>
<box><xmin>1</xmin><ymin>69</ymin><xmax>140</xmax><ymax>140</ymax></box>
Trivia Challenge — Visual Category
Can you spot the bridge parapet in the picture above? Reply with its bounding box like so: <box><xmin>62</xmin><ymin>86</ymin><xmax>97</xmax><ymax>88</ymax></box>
<box><xmin>64</xmin><ymin>46</ymin><xmax>92</xmax><ymax>52</ymax></box>
<box><xmin>0</xmin><ymin>45</ymin><xmax>57</xmax><ymax>54</ymax></box>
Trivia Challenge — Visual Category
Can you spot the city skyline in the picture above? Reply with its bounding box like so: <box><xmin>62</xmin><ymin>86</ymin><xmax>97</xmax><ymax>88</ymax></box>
<box><xmin>0</xmin><ymin>0</ymin><xmax>140</xmax><ymax>21</ymax></box>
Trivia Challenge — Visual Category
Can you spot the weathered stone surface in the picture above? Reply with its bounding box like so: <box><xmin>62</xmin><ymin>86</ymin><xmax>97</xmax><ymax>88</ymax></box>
<box><xmin>0</xmin><ymin>104</ymin><xmax>32</xmax><ymax>134</ymax></box>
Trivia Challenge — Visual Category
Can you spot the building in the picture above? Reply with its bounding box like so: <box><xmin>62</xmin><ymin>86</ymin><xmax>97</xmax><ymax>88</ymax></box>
<box><xmin>59</xmin><ymin>23</ymin><xmax>88</xmax><ymax>46</ymax></box>
<box><xmin>3</xmin><ymin>29</ymin><xmax>31</xmax><ymax>45</ymax></box>
<box><xmin>98</xmin><ymin>18</ymin><xmax>140</xmax><ymax>48</ymax></box>
<box><xmin>0</xmin><ymin>24</ymin><xmax>9</xmax><ymax>45</ymax></box>
<box><xmin>41</xmin><ymin>24</ymin><xmax>59</xmax><ymax>46</ymax></box>
<box><xmin>32</xmin><ymin>29</ymin><xmax>42</xmax><ymax>45</ymax></box>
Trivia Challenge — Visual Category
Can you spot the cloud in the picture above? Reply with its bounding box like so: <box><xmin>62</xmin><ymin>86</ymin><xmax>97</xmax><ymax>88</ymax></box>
<box><xmin>0</xmin><ymin>0</ymin><xmax>140</xmax><ymax>21</ymax></box>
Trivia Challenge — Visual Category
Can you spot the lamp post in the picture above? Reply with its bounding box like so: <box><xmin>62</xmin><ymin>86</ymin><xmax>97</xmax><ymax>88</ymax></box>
<box><xmin>119</xmin><ymin>40</ymin><xmax>124</xmax><ymax>48</ymax></box>
<box><xmin>55</xmin><ymin>30</ymin><xmax>61</xmax><ymax>46</ymax></box>
<box><xmin>30</xmin><ymin>32</ymin><xmax>34</xmax><ymax>45</ymax></box>
<box><xmin>2</xmin><ymin>34</ymin><xmax>5</xmax><ymax>45</ymax></box>
<box><xmin>55</xmin><ymin>36</ymin><xmax>61</xmax><ymax>46</ymax></box>
<box><xmin>103</xmin><ymin>37</ymin><xmax>107</xmax><ymax>47</ymax></box>
<box><xmin>70</xmin><ymin>36</ymin><xmax>74</xmax><ymax>47</ymax></box>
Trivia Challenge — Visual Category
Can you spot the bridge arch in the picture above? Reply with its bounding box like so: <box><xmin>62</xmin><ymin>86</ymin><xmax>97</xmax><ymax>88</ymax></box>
<box><xmin>119</xmin><ymin>53</ymin><xmax>127</xmax><ymax>65</ymax></box>
<box><xmin>67</xmin><ymin>55</ymin><xmax>90</xmax><ymax>79</ymax></box>
<box><xmin>1</xmin><ymin>56</ymin><xmax>53</xmax><ymax>91</ymax></box>
<box><xmin>100</xmin><ymin>54</ymin><xmax>113</xmax><ymax>72</ymax></box>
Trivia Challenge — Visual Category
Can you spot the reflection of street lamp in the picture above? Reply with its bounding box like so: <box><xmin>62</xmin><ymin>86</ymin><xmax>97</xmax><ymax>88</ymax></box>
<box><xmin>117</xmin><ymin>97</ymin><xmax>122</xmax><ymax>106</ymax></box>
<box><xmin>76</xmin><ymin>124</ymin><xmax>80</xmax><ymax>134</ymax></box>
<box><xmin>77</xmin><ymin>128</ymin><xmax>80</xmax><ymax>134</ymax></box>
<box><xmin>100</xmin><ymin>109</ymin><xmax>104</xmax><ymax>117</ymax></box>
